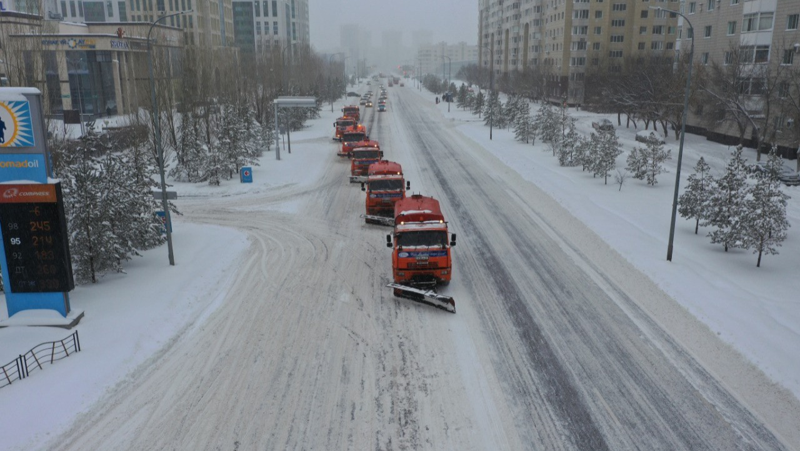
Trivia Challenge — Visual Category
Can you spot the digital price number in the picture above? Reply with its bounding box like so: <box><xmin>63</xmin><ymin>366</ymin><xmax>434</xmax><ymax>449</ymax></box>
<box><xmin>0</xmin><ymin>183</ymin><xmax>74</xmax><ymax>293</ymax></box>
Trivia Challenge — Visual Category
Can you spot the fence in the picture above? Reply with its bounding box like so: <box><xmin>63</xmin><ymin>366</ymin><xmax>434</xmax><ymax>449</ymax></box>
<box><xmin>0</xmin><ymin>330</ymin><xmax>81</xmax><ymax>389</ymax></box>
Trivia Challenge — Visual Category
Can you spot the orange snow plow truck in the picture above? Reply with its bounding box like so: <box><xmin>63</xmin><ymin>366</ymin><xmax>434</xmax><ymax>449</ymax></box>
<box><xmin>333</xmin><ymin>116</ymin><xmax>356</xmax><ymax>141</ymax></box>
<box><xmin>338</xmin><ymin>125</ymin><xmax>368</xmax><ymax>157</ymax></box>
<box><xmin>360</xmin><ymin>160</ymin><xmax>409</xmax><ymax>226</ymax></box>
<box><xmin>342</xmin><ymin>105</ymin><xmax>360</xmax><ymax>122</ymax></box>
<box><xmin>386</xmin><ymin>194</ymin><xmax>457</xmax><ymax>313</ymax></box>
<box><xmin>349</xmin><ymin>147</ymin><xmax>383</xmax><ymax>183</ymax></box>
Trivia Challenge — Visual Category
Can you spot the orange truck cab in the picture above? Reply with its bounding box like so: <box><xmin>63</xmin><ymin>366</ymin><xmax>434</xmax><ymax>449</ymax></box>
<box><xmin>342</xmin><ymin>105</ymin><xmax>360</xmax><ymax>122</ymax></box>
<box><xmin>386</xmin><ymin>194</ymin><xmax>456</xmax><ymax>288</ymax></box>
<box><xmin>349</xmin><ymin>147</ymin><xmax>383</xmax><ymax>183</ymax></box>
<box><xmin>333</xmin><ymin>117</ymin><xmax>355</xmax><ymax>141</ymax></box>
<box><xmin>338</xmin><ymin>126</ymin><xmax>369</xmax><ymax>156</ymax></box>
<box><xmin>361</xmin><ymin>161</ymin><xmax>409</xmax><ymax>224</ymax></box>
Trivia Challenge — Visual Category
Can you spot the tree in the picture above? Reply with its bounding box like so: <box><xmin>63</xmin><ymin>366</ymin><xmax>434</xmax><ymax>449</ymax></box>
<box><xmin>513</xmin><ymin>100</ymin><xmax>535</xmax><ymax>144</ymax></box>
<box><xmin>678</xmin><ymin>157</ymin><xmax>713</xmax><ymax>234</ymax></box>
<box><xmin>704</xmin><ymin>146</ymin><xmax>750</xmax><ymax>252</ymax></box>
<box><xmin>472</xmin><ymin>91</ymin><xmax>485</xmax><ymax>117</ymax></box>
<box><xmin>556</xmin><ymin>117</ymin><xmax>580</xmax><ymax>166</ymax></box>
<box><xmin>642</xmin><ymin>138</ymin><xmax>671</xmax><ymax>186</ymax></box>
<box><xmin>484</xmin><ymin>91</ymin><xmax>504</xmax><ymax>128</ymax></box>
<box><xmin>626</xmin><ymin>147</ymin><xmax>647</xmax><ymax>180</ymax></box>
<box><xmin>741</xmin><ymin>148</ymin><xmax>791</xmax><ymax>267</ymax></box>
<box><xmin>456</xmin><ymin>84</ymin><xmax>468</xmax><ymax>110</ymax></box>
<box><xmin>593</xmin><ymin>130</ymin><xmax>623</xmax><ymax>184</ymax></box>
<box><xmin>533</xmin><ymin>103</ymin><xmax>558</xmax><ymax>143</ymax></box>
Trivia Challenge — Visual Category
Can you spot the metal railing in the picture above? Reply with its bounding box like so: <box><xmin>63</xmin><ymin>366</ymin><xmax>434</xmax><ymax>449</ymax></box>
<box><xmin>0</xmin><ymin>331</ymin><xmax>81</xmax><ymax>389</ymax></box>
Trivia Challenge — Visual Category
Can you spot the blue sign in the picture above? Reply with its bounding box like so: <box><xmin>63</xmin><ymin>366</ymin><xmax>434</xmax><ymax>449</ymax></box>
<box><xmin>156</xmin><ymin>211</ymin><xmax>172</xmax><ymax>234</ymax></box>
<box><xmin>240</xmin><ymin>166</ymin><xmax>253</xmax><ymax>183</ymax></box>
<box><xmin>0</xmin><ymin>100</ymin><xmax>35</xmax><ymax>147</ymax></box>
<box><xmin>0</xmin><ymin>153</ymin><xmax>47</xmax><ymax>183</ymax></box>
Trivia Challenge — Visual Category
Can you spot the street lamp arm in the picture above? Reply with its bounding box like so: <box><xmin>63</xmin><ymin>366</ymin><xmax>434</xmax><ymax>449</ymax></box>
<box><xmin>147</xmin><ymin>10</ymin><xmax>193</xmax><ymax>48</ymax></box>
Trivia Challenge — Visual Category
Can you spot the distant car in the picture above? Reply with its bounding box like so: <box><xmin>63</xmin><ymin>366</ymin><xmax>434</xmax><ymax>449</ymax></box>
<box><xmin>359</xmin><ymin>99</ymin><xmax>366</xmax><ymax>105</ymax></box>
<box><xmin>347</xmin><ymin>92</ymin><xmax>360</xmax><ymax>97</ymax></box>
<box><xmin>592</xmin><ymin>119</ymin><xmax>614</xmax><ymax>132</ymax></box>
<box><xmin>399</xmin><ymin>83</ymin><xmax>404</xmax><ymax>87</ymax></box>
<box><xmin>378</xmin><ymin>99</ymin><xmax>386</xmax><ymax>105</ymax></box>
<box><xmin>752</xmin><ymin>161</ymin><xmax>800</xmax><ymax>185</ymax></box>
<box><xmin>635</xmin><ymin>130</ymin><xmax>666</xmax><ymax>144</ymax></box>
<box><xmin>366</xmin><ymin>101</ymin><xmax>373</xmax><ymax>107</ymax></box>
<box><xmin>378</xmin><ymin>104</ymin><xmax>386</xmax><ymax>112</ymax></box>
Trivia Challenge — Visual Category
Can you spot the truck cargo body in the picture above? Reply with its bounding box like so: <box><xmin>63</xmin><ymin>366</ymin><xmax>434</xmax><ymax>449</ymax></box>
<box><xmin>390</xmin><ymin>195</ymin><xmax>454</xmax><ymax>286</ymax></box>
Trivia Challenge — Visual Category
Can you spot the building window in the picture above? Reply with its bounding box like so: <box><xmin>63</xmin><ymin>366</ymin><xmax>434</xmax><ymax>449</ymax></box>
<box><xmin>701</xmin><ymin>52</ymin><xmax>709</xmax><ymax>64</ymax></box>
<box><xmin>640</xmin><ymin>26</ymin><xmax>647</xmax><ymax>34</ymax></box>
<box><xmin>667</xmin><ymin>42</ymin><xmax>673</xmax><ymax>50</ymax></box>
<box><xmin>70</xmin><ymin>1</ymin><xmax>76</xmax><ymax>16</ymax></box>
<box><xmin>609</xmin><ymin>50</ymin><xmax>623</xmax><ymax>57</ymax></box>
<box><xmin>668</xmin><ymin>26</ymin><xmax>676</xmax><ymax>34</ymax></box>
<box><xmin>687</xmin><ymin>27</ymin><xmax>694</xmax><ymax>39</ymax></box>
<box><xmin>788</xmin><ymin>14</ymin><xmax>799</xmax><ymax>30</ymax></box>
<box><xmin>610</xmin><ymin>35</ymin><xmax>624</xmax><ymax>42</ymax></box>
<box><xmin>743</xmin><ymin>12</ymin><xmax>773</xmax><ymax>32</ymax></box>
<box><xmin>594</xmin><ymin>26</ymin><xmax>602</xmax><ymax>34</ymax></box>
<box><xmin>118</xmin><ymin>0</ymin><xmax>126</xmax><ymax>20</ymax></box>
<box><xmin>78</xmin><ymin>0</ymin><xmax>83</xmax><ymax>15</ymax></box>
<box><xmin>254</xmin><ymin>0</ymin><xmax>260</xmax><ymax>16</ymax></box>
<box><xmin>652</xmin><ymin>41</ymin><xmax>664</xmax><ymax>50</ymax></box>
<box><xmin>273</xmin><ymin>21</ymin><xmax>278</xmax><ymax>34</ymax></box>
<box><xmin>595</xmin><ymin>10</ymin><xmax>602</xmax><ymax>18</ymax></box>
<box><xmin>689</xmin><ymin>2</ymin><xmax>696</xmax><ymax>13</ymax></box>
<box><xmin>706</xmin><ymin>0</ymin><xmax>714</xmax><ymax>11</ymax></box>
<box><xmin>593</xmin><ymin>42</ymin><xmax>600</xmax><ymax>50</ymax></box>
<box><xmin>638</xmin><ymin>42</ymin><xmax>645</xmax><ymax>50</ymax></box>
<box><xmin>653</xmin><ymin>25</ymin><xmax>663</xmax><ymax>34</ymax></box>
<box><xmin>704</xmin><ymin>25</ymin><xmax>712</xmax><ymax>37</ymax></box>
<box><xmin>574</xmin><ymin>9</ymin><xmax>589</xmax><ymax>19</ymax></box>
<box><xmin>256</xmin><ymin>21</ymin><xmax>261</xmax><ymax>35</ymax></box>
<box><xmin>783</xmin><ymin>49</ymin><xmax>794</xmax><ymax>65</ymax></box>
<box><xmin>724</xmin><ymin>51</ymin><xmax>732</xmax><ymax>64</ymax></box>
<box><xmin>612</xmin><ymin>3</ymin><xmax>626</xmax><ymax>11</ymax></box>
<box><xmin>740</xmin><ymin>45</ymin><xmax>771</xmax><ymax>63</ymax></box>
<box><xmin>611</xmin><ymin>19</ymin><xmax>625</xmax><ymax>27</ymax></box>
<box><xmin>61</xmin><ymin>0</ymin><xmax>67</xmax><ymax>16</ymax></box>
<box><xmin>730</xmin><ymin>0</ymin><xmax>739</xmax><ymax>4</ymax></box>
<box><xmin>727</xmin><ymin>21</ymin><xmax>736</xmax><ymax>35</ymax></box>
<box><xmin>272</xmin><ymin>0</ymin><xmax>277</xmax><ymax>17</ymax></box>
<box><xmin>641</xmin><ymin>10</ymin><xmax>648</xmax><ymax>18</ymax></box>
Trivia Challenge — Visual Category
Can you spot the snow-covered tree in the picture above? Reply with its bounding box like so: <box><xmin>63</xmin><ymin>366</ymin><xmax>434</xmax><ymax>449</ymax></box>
<box><xmin>741</xmin><ymin>148</ymin><xmax>791</xmax><ymax>267</ymax></box>
<box><xmin>556</xmin><ymin>117</ymin><xmax>580</xmax><ymax>166</ymax></box>
<box><xmin>678</xmin><ymin>157</ymin><xmax>713</xmax><ymax>234</ymax></box>
<box><xmin>533</xmin><ymin>103</ymin><xmax>558</xmax><ymax>143</ymax></box>
<box><xmin>626</xmin><ymin>148</ymin><xmax>647</xmax><ymax>180</ymax></box>
<box><xmin>472</xmin><ymin>91</ymin><xmax>485</xmax><ymax>117</ymax></box>
<box><xmin>513</xmin><ymin>100</ymin><xmax>535</xmax><ymax>144</ymax></box>
<box><xmin>573</xmin><ymin>135</ymin><xmax>593</xmax><ymax>171</ymax></box>
<box><xmin>484</xmin><ymin>91</ymin><xmax>504</xmax><ymax>128</ymax></box>
<box><xmin>704</xmin><ymin>146</ymin><xmax>750</xmax><ymax>252</ymax></box>
<box><xmin>504</xmin><ymin>95</ymin><xmax>523</xmax><ymax>130</ymax></box>
<box><xmin>593</xmin><ymin>130</ymin><xmax>623</xmax><ymax>184</ymax></box>
<box><xmin>456</xmin><ymin>84</ymin><xmax>468</xmax><ymax>110</ymax></box>
<box><xmin>642</xmin><ymin>138</ymin><xmax>671</xmax><ymax>185</ymax></box>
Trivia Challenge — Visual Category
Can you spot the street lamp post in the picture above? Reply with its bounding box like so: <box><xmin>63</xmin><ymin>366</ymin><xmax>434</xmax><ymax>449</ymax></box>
<box><xmin>67</xmin><ymin>57</ymin><xmax>87</xmax><ymax>137</ymax></box>
<box><xmin>329</xmin><ymin>52</ymin><xmax>345</xmax><ymax>113</ymax></box>
<box><xmin>148</xmin><ymin>10</ymin><xmax>191</xmax><ymax>266</ymax></box>
<box><xmin>442</xmin><ymin>55</ymin><xmax>452</xmax><ymax>112</ymax></box>
<box><xmin>281</xmin><ymin>46</ymin><xmax>293</xmax><ymax>154</ymax></box>
<box><xmin>490</xmin><ymin>32</ymin><xmax>495</xmax><ymax>140</ymax></box>
<box><xmin>651</xmin><ymin>6</ymin><xmax>694</xmax><ymax>262</ymax></box>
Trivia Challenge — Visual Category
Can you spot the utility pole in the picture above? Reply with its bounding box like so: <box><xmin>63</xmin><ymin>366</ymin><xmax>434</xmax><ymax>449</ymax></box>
<box><xmin>489</xmin><ymin>32</ymin><xmax>495</xmax><ymax>140</ymax></box>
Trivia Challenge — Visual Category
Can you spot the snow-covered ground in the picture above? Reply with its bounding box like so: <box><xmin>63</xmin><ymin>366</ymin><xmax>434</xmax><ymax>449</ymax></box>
<box><xmin>414</xmin><ymin>82</ymin><xmax>800</xmax><ymax>399</ymax></box>
<box><xmin>0</xmin><ymin>95</ymin><xmax>353</xmax><ymax>450</ymax></box>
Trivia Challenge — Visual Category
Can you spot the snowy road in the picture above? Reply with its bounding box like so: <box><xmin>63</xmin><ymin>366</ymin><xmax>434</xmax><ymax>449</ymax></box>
<box><xmin>49</xmin><ymin>86</ymin><xmax>797</xmax><ymax>450</ymax></box>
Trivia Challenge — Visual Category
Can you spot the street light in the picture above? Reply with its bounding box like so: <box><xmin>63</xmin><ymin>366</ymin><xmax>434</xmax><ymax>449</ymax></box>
<box><xmin>148</xmin><ymin>9</ymin><xmax>192</xmax><ymax>266</ymax></box>
<box><xmin>442</xmin><ymin>55</ymin><xmax>452</xmax><ymax>112</ymax></box>
<box><xmin>328</xmin><ymin>52</ymin><xmax>345</xmax><ymax>112</ymax></box>
<box><xmin>66</xmin><ymin>56</ymin><xmax>87</xmax><ymax>137</ymax></box>
<box><xmin>651</xmin><ymin>6</ymin><xmax>694</xmax><ymax>262</ymax></box>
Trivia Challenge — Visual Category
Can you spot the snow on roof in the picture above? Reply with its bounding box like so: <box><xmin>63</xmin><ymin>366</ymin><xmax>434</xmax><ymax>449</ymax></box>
<box><xmin>396</xmin><ymin>222</ymin><xmax>448</xmax><ymax>232</ymax></box>
<box><xmin>0</xmin><ymin>87</ymin><xmax>41</xmax><ymax>97</ymax></box>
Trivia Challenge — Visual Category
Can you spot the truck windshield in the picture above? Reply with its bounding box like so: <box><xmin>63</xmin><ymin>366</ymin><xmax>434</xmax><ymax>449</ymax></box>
<box><xmin>397</xmin><ymin>231</ymin><xmax>448</xmax><ymax>248</ymax></box>
<box><xmin>369</xmin><ymin>179</ymin><xmax>403</xmax><ymax>191</ymax></box>
<box><xmin>343</xmin><ymin>133</ymin><xmax>366</xmax><ymax>143</ymax></box>
<box><xmin>353</xmin><ymin>150</ymin><xmax>380</xmax><ymax>159</ymax></box>
<box><xmin>337</xmin><ymin>121</ymin><xmax>354</xmax><ymax>128</ymax></box>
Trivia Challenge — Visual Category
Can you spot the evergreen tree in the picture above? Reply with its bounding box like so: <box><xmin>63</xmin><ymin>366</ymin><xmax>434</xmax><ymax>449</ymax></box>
<box><xmin>678</xmin><ymin>157</ymin><xmax>713</xmax><ymax>234</ymax></box>
<box><xmin>456</xmin><ymin>84</ymin><xmax>468</xmax><ymax>110</ymax></box>
<box><xmin>593</xmin><ymin>130</ymin><xmax>623</xmax><ymax>184</ymax></box>
<box><xmin>513</xmin><ymin>100</ymin><xmax>535</xmax><ymax>144</ymax></box>
<box><xmin>626</xmin><ymin>147</ymin><xmax>648</xmax><ymax>180</ymax></box>
<box><xmin>643</xmin><ymin>139</ymin><xmax>671</xmax><ymax>185</ymax></box>
<box><xmin>504</xmin><ymin>95</ymin><xmax>521</xmax><ymax>130</ymax></box>
<box><xmin>533</xmin><ymin>103</ymin><xmax>558</xmax><ymax>143</ymax></box>
<box><xmin>556</xmin><ymin>117</ymin><xmax>580</xmax><ymax>166</ymax></box>
<box><xmin>573</xmin><ymin>135</ymin><xmax>593</xmax><ymax>171</ymax></box>
<box><xmin>741</xmin><ymin>149</ymin><xmax>791</xmax><ymax>267</ymax></box>
<box><xmin>472</xmin><ymin>91</ymin><xmax>485</xmax><ymax>117</ymax></box>
<box><xmin>484</xmin><ymin>91</ymin><xmax>504</xmax><ymax>128</ymax></box>
<box><xmin>704</xmin><ymin>146</ymin><xmax>750</xmax><ymax>252</ymax></box>
<box><xmin>202</xmin><ymin>141</ymin><xmax>225</xmax><ymax>186</ymax></box>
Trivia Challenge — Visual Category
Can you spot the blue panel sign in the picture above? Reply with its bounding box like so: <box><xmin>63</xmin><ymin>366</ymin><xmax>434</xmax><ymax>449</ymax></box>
<box><xmin>0</xmin><ymin>153</ymin><xmax>47</xmax><ymax>183</ymax></box>
<box><xmin>240</xmin><ymin>166</ymin><xmax>253</xmax><ymax>183</ymax></box>
<box><xmin>156</xmin><ymin>211</ymin><xmax>172</xmax><ymax>234</ymax></box>
<box><xmin>0</xmin><ymin>100</ymin><xmax>35</xmax><ymax>148</ymax></box>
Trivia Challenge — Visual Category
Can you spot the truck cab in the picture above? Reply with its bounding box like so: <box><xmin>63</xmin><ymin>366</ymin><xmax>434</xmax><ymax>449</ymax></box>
<box><xmin>342</xmin><ymin>105</ymin><xmax>360</xmax><ymax>122</ymax></box>
<box><xmin>338</xmin><ymin>125</ymin><xmax>368</xmax><ymax>156</ymax></box>
<box><xmin>333</xmin><ymin>117</ymin><xmax>355</xmax><ymax>141</ymax></box>
<box><xmin>361</xmin><ymin>161</ymin><xmax>409</xmax><ymax>221</ymax></box>
<box><xmin>387</xmin><ymin>194</ymin><xmax>456</xmax><ymax>287</ymax></box>
<box><xmin>349</xmin><ymin>147</ymin><xmax>383</xmax><ymax>183</ymax></box>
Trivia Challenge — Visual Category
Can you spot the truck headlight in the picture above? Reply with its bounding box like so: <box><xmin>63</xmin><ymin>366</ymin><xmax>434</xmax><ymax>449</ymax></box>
<box><xmin>440</xmin><ymin>270</ymin><xmax>448</xmax><ymax>275</ymax></box>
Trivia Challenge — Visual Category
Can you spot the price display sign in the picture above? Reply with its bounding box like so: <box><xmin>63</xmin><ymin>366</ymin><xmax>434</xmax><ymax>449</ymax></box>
<box><xmin>0</xmin><ymin>183</ymin><xmax>74</xmax><ymax>293</ymax></box>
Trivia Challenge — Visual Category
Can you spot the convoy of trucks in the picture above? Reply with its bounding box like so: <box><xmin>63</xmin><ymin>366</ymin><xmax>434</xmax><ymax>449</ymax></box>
<box><xmin>333</xmin><ymin>79</ymin><xmax>457</xmax><ymax>312</ymax></box>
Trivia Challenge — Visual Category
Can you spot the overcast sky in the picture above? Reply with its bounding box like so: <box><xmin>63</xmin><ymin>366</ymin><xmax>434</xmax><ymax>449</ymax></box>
<box><xmin>309</xmin><ymin>0</ymin><xmax>478</xmax><ymax>51</ymax></box>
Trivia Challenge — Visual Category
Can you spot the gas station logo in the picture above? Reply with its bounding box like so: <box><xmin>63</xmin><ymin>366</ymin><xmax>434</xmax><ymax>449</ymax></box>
<box><xmin>0</xmin><ymin>100</ymin><xmax>35</xmax><ymax>147</ymax></box>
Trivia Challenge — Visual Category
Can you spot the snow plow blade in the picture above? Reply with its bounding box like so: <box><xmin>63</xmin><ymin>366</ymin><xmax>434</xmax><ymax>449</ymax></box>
<box><xmin>337</xmin><ymin>152</ymin><xmax>349</xmax><ymax>157</ymax></box>
<box><xmin>350</xmin><ymin>175</ymin><xmax>368</xmax><ymax>183</ymax></box>
<box><xmin>361</xmin><ymin>214</ymin><xmax>394</xmax><ymax>227</ymax></box>
<box><xmin>387</xmin><ymin>283</ymin><xmax>456</xmax><ymax>313</ymax></box>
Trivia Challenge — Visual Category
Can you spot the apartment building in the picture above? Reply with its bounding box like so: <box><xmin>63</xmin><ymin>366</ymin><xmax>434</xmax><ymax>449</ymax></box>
<box><xmin>478</xmin><ymin>0</ymin><xmax>679</xmax><ymax>104</ymax></box>
<box><xmin>679</xmin><ymin>0</ymin><xmax>800</xmax><ymax>154</ymax></box>
<box><xmin>232</xmin><ymin>0</ymin><xmax>309</xmax><ymax>58</ymax></box>
<box><xmin>418</xmin><ymin>41</ymin><xmax>479</xmax><ymax>77</ymax></box>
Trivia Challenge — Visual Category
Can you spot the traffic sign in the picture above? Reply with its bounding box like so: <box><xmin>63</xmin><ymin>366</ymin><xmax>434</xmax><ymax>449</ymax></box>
<box><xmin>240</xmin><ymin>166</ymin><xmax>253</xmax><ymax>183</ymax></box>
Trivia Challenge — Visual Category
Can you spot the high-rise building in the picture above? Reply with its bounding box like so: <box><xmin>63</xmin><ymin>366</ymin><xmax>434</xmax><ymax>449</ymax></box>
<box><xmin>478</xmin><ymin>0</ymin><xmax>679</xmax><ymax>104</ymax></box>
<box><xmin>680</xmin><ymin>0</ymin><xmax>800</xmax><ymax>154</ymax></box>
<box><xmin>418</xmin><ymin>42</ymin><xmax>478</xmax><ymax>78</ymax></box>
<box><xmin>232</xmin><ymin>0</ymin><xmax>309</xmax><ymax>57</ymax></box>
